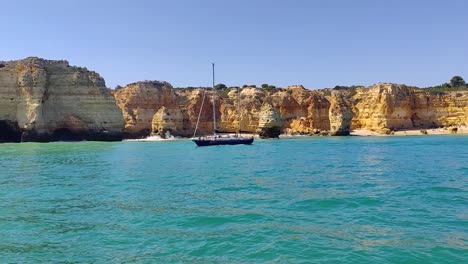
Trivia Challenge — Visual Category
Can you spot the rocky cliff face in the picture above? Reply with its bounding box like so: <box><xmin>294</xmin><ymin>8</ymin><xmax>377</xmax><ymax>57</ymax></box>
<box><xmin>5</xmin><ymin>58</ymin><xmax>463</xmax><ymax>142</ymax></box>
<box><xmin>0</xmin><ymin>57</ymin><xmax>123</xmax><ymax>142</ymax></box>
<box><xmin>112</xmin><ymin>82</ymin><xmax>468</xmax><ymax>138</ymax></box>
<box><xmin>151</xmin><ymin>106</ymin><xmax>185</xmax><ymax>138</ymax></box>
<box><xmin>111</xmin><ymin>84</ymin><xmax>333</xmax><ymax>138</ymax></box>
<box><xmin>429</xmin><ymin>91</ymin><xmax>468</xmax><ymax>126</ymax></box>
<box><xmin>329</xmin><ymin>91</ymin><xmax>352</xmax><ymax>136</ymax></box>
<box><xmin>112</xmin><ymin>81</ymin><xmax>183</xmax><ymax>138</ymax></box>
<box><xmin>352</xmin><ymin>84</ymin><xmax>468</xmax><ymax>132</ymax></box>
<box><xmin>257</xmin><ymin>104</ymin><xmax>283</xmax><ymax>138</ymax></box>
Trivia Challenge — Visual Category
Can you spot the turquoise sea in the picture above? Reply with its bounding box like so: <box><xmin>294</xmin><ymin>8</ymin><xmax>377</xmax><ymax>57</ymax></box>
<box><xmin>0</xmin><ymin>136</ymin><xmax>467</xmax><ymax>263</ymax></box>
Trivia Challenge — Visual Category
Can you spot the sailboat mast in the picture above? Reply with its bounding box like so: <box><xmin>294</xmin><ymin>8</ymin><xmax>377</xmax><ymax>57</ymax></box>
<box><xmin>212</xmin><ymin>63</ymin><xmax>216</xmax><ymax>135</ymax></box>
<box><xmin>238</xmin><ymin>86</ymin><xmax>241</xmax><ymax>136</ymax></box>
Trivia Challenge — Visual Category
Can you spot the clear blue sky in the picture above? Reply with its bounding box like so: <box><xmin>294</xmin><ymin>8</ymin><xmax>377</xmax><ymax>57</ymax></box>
<box><xmin>2</xmin><ymin>0</ymin><xmax>467</xmax><ymax>89</ymax></box>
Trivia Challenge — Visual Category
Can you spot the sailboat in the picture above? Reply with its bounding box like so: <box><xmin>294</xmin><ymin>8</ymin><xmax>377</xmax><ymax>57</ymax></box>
<box><xmin>192</xmin><ymin>63</ymin><xmax>254</xmax><ymax>147</ymax></box>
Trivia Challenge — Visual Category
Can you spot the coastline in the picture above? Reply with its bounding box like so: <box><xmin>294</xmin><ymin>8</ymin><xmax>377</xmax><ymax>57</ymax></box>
<box><xmin>350</xmin><ymin>126</ymin><xmax>468</xmax><ymax>136</ymax></box>
<box><xmin>2</xmin><ymin>58</ymin><xmax>468</xmax><ymax>143</ymax></box>
<box><xmin>124</xmin><ymin>128</ymin><xmax>468</xmax><ymax>142</ymax></box>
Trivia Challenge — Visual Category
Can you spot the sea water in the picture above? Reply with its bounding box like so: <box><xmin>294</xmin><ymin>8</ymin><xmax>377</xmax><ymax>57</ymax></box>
<box><xmin>0</xmin><ymin>136</ymin><xmax>467</xmax><ymax>263</ymax></box>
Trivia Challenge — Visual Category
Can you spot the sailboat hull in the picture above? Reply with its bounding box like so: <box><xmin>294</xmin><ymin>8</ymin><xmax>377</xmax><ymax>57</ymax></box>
<box><xmin>193</xmin><ymin>64</ymin><xmax>254</xmax><ymax>147</ymax></box>
<box><xmin>193</xmin><ymin>137</ymin><xmax>254</xmax><ymax>147</ymax></box>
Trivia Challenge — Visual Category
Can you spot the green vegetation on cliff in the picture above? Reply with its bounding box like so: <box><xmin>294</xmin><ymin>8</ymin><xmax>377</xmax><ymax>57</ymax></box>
<box><xmin>424</xmin><ymin>76</ymin><xmax>468</xmax><ymax>91</ymax></box>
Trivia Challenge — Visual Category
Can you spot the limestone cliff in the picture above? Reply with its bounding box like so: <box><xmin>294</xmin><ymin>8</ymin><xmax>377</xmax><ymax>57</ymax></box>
<box><xmin>113</xmin><ymin>82</ymin><xmax>468</xmax><ymax>138</ymax></box>
<box><xmin>151</xmin><ymin>106</ymin><xmax>185</xmax><ymax>138</ymax></box>
<box><xmin>113</xmin><ymin>81</ymin><xmax>183</xmax><ymax>138</ymax></box>
<box><xmin>329</xmin><ymin>91</ymin><xmax>352</xmax><ymax>136</ymax></box>
<box><xmin>428</xmin><ymin>91</ymin><xmax>468</xmax><ymax>126</ymax></box>
<box><xmin>13</xmin><ymin>58</ymin><xmax>467</xmax><ymax>141</ymax></box>
<box><xmin>176</xmin><ymin>88</ymin><xmax>217</xmax><ymax>137</ymax></box>
<box><xmin>256</xmin><ymin>104</ymin><xmax>283</xmax><ymax>138</ymax></box>
<box><xmin>352</xmin><ymin>83</ymin><xmax>468</xmax><ymax>132</ymax></box>
<box><xmin>270</xmin><ymin>86</ymin><xmax>330</xmax><ymax>134</ymax></box>
<box><xmin>0</xmin><ymin>57</ymin><xmax>123</xmax><ymax>142</ymax></box>
<box><xmin>112</xmin><ymin>84</ymin><xmax>336</xmax><ymax>138</ymax></box>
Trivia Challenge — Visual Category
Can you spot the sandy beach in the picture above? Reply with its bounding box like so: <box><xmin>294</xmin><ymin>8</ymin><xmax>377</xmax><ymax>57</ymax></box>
<box><xmin>351</xmin><ymin>126</ymin><xmax>468</xmax><ymax>136</ymax></box>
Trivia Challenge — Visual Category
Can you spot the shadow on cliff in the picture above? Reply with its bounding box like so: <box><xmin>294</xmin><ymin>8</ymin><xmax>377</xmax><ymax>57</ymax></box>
<box><xmin>20</xmin><ymin>129</ymin><xmax>123</xmax><ymax>143</ymax></box>
<box><xmin>0</xmin><ymin>121</ymin><xmax>22</xmax><ymax>142</ymax></box>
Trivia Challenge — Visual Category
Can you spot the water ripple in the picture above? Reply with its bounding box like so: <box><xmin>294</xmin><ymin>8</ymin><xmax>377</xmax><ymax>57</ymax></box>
<box><xmin>1</xmin><ymin>137</ymin><xmax>467</xmax><ymax>263</ymax></box>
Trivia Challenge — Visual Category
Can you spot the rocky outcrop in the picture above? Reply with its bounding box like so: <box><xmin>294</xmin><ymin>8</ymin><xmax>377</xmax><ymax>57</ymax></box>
<box><xmin>175</xmin><ymin>88</ymin><xmax>216</xmax><ymax>137</ymax></box>
<box><xmin>352</xmin><ymin>84</ymin><xmax>417</xmax><ymax>132</ymax></box>
<box><xmin>113</xmin><ymin>81</ymin><xmax>181</xmax><ymax>138</ymax></box>
<box><xmin>112</xmin><ymin>85</ymin><xmax>338</xmax><ymax>138</ymax></box>
<box><xmin>271</xmin><ymin>86</ymin><xmax>330</xmax><ymax>134</ymax></box>
<box><xmin>112</xmin><ymin>81</ymin><xmax>468</xmax><ymax>138</ymax></box>
<box><xmin>0</xmin><ymin>57</ymin><xmax>123</xmax><ymax>142</ymax></box>
<box><xmin>151</xmin><ymin>106</ymin><xmax>185</xmax><ymax>138</ymax></box>
<box><xmin>228</xmin><ymin>87</ymin><xmax>264</xmax><ymax>133</ymax></box>
<box><xmin>11</xmin><ymin>58</ymin><xmax>467</xmax><ymax>141</ymax></box>
<box><xmin>329</xmin><ymin>91</ymin><xmax>352</xmax><ymax>136</ymax></box>
<box><xmin>256</xmin><ymin>104</ymin><xmax>283</xmax><ymax>138</ymax></box>
<box><xmin>352</xmin><ymin>83</ymin><xmax>468</xmax><ymax>133</ymax></box>
<box><xmin>4</xmin><ymin>57</ymin><xmax>466</xmax><ymax>141</ymax></box>
<box><xmin>429</xmin><ymin>91</ymin><xmax>468</xmax><ymax>126</ymax></box>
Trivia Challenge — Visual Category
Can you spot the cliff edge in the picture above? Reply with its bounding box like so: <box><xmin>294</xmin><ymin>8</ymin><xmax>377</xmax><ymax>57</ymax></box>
<box><xmin>0</xmin><ymin>57</ymin><xmax>124</xmax><ymax>142</ymax></box>
<box><xmin>3</xmin><ymin>57</ymin><xmax>467</xmax><ymax>142</ymax></box>
<box><xmin>112</xmin><ymin>83</ymin><xmax>468</xmax><ymax>138</ymax></box>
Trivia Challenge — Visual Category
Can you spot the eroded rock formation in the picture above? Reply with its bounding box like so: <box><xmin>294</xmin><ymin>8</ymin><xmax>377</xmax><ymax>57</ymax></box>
<box><xmin>151</xmin><ymin>106</ymin><xmax>185</xmax><ymax>138</ymax></box>
<box><xmin>3</xmin><ymin>57</ymin><xmax>466</xmax><ymax>141</ymax></box>
<box><xmin>352</xmin><ymin>84</ymin><xmax>468</xmax><ymax>132</ymax></box>
<box><xmin>112</xmin><ymin>82</ymin><xmax>468</xmax><ymax>138</ymax></box>
<box><xmin>328</xmin><ymin>91</ymin><xmax>352</xmax><ymax>136</ymax></box>
<box><xmin>113</xmin><ymin>81</ymin><xmax>178</xmax><ymax>138</ymax></box>
<box><xmin>0</xmin><ymin>57</ymin><xmax>123</xmax><ymax>142</ymax></box>
<box><xmin>257</xmin><ymin>104</ymin><xmax>283</xmax><ymax>138</ymax></box>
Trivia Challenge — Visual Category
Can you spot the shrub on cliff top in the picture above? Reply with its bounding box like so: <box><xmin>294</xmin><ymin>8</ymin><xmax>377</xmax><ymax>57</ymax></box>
<box><xmin>261</xmin><ymin>83</ymin><xmax>276</xmax><ymax>92</ymax></box>
<box><xmin>217</xmin><ymin>87</ymin><xmax>235</xmax><ymax>98</ymax></box>
<box><xmin>450</xmin><ymin>76</ymin><xmax>466</xmax><ymax>87</ymax></box>
<box><xmin>425</xmin><ymin>76</ymin><xmax>467</xmax><ymax>91</ymax></box>
<box><xmin>215</xmin><ymin>83</ymin><xmax>227</xmax><ymax>90</ymax></box>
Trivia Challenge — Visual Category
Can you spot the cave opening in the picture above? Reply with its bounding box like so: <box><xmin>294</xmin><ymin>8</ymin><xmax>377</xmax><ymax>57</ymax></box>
<box><xmin>0</xmin><ymin>121</ymin><xmax>21</xmax><ymax>142</ymax></box>
<box><xmin>52</xmin><ymin>128</ymin><xmax>81</xmax><ymax>141</ymax></box>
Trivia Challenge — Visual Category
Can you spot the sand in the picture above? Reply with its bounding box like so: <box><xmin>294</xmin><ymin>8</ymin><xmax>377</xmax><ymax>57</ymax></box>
<box><xmin>351</xmin><ymin>126</ymin><xmax>468</xmax><ymax>136</ymax></box>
